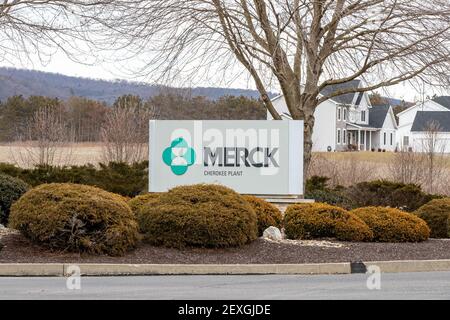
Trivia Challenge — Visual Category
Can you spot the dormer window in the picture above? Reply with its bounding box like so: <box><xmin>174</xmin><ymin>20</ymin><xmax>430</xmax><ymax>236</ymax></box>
<box><xmin>361</xmin><ymin>110</ymin><xmax>366</xmax><ymax>122</ymax></box>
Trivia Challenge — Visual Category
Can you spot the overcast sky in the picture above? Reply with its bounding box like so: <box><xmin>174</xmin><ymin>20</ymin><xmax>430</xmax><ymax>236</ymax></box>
<box><xmin>0</xmin><ymin>48</ymin><xmax>444</xmax><ymax>103</ymax></box>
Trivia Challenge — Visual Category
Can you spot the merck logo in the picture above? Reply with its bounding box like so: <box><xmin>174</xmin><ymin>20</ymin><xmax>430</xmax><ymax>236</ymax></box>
<box><xmin>162</xmin><ymin>137</ymin><xmax>196</xmax><ymax>175</ymax></box>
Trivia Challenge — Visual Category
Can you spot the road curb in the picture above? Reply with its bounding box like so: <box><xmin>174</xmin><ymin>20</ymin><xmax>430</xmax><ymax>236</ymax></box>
<box><xmin>0</xmin><ymin>263</ymin><xmax>350</xmax><ymax>276</ymax></box>
<box><xmin>365</xmin><ymin>260</ymin><xmax>450</xmax><ymax>273</ymax></box>
<box><xmin>0</xmin><ymin>264</ymin><xmax>64</xmax><ymax>276</ymax></box>
<box><xmin>63</xmin><ymin>263</ymin><xmax>351</xmax><ymax>276</ymax></box>
<box><xmin>1</xmin><ymin>260</ymin><xmax>450</xmax><ymax>276</ymax></box>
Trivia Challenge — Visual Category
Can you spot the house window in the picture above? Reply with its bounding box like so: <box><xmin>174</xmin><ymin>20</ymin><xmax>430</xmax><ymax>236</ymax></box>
<box><xmin>390</xmin><ymin>133</ymin><xmax>393</xmax><ymax>146</ymax></box>
<box><xmin>337</xmin><ymin>129</ymin><xmax>341</xmax><ymax>144</ymax></box>
<box><xmin>383</xmin><ymin>132</ymin><xmax>387</xmax><ymax>145</ymax></box>
<box><xmin>343</xmin><ymin>129</ymin><xmax>347</xmax><ymax>144</ymax></box>
<box><xmin>343</xmin><ymin>108</ymin><xmax>347</xmax><ymax>121</ymax></box>
<box><xmin>403</xmin><ymin>136</ymin><xmax>409</xmax><ymax>146</ymax></box>
<box><xmin>361</xmin><ymin>110</ymin><xmax>366</xmax><ymax>122</ymax></box>
<box><xmin>337</xmin><ymin>107</ymin><xmax>341</xmax><ymax>121</ymax></box>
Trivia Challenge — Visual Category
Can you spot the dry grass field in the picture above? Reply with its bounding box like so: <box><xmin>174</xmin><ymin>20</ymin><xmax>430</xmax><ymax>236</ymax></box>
<box><xmin>309</xmin><ymin>151</ymin><xmax>450</xmax><ymax>195</ymax></box>
<box><xmin>0</xmin><ymin>143</ymin><xmax>105</xmax><ymax>167</ymax></box>
<box><xmin>0</xmin><ymin>144</ymin><xmax>403</xmax><ymax>166</ymax></box>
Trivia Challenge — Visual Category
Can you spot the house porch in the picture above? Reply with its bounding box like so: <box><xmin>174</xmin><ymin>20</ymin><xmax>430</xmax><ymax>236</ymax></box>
<box><xmin>346</xmin><ymin>126</ymin><xmax>379</xmax><ymax>151</ymax></box>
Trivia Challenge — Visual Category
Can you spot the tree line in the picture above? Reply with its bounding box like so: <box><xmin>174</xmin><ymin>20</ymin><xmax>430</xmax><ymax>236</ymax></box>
<box><xmin>0</xmin><ymin>93</ymin><xmax>265</xmax><ymax>143</ymax></box>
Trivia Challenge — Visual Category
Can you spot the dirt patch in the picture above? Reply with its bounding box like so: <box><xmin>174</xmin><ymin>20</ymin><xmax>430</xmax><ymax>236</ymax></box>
<box><xmin>1</xmin><ymin>231</ymin><xmax>450</xmax><ymax>264</ymax></box>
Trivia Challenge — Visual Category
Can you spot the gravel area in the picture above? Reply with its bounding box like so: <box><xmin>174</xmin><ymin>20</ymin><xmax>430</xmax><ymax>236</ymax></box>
<box><xmin>1</xmin><ymin>230</ymin><xmax>450</xmax><ymax>264</ymax></box>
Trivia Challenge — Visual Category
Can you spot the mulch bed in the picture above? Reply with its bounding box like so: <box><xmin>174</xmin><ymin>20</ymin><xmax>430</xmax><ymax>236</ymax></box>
<box><xmin>2</xmin><ymin>232</ymin><xmax>450</xmax><ymax>264</ymax></box>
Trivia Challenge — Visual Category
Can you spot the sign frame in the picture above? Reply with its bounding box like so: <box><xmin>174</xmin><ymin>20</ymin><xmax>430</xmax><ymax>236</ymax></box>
<box><xmin>149</xmin><ymin>120</ymin><xmax>303</xmax><ymax>195</ymax></box>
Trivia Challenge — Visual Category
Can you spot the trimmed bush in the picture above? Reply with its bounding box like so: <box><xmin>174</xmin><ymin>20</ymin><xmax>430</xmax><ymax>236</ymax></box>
<box><xmin>344</xmin><ymin>180</ymin><xmax>439</xmax><ymax>212</ymax></box>
<box><xmin>305</xmin><ymin>176</ymin><xmax>330</xmax><ymax>192</ymax></box>
<box><xmin>9</xmin><ymin>183</ymin><xmax>139</xmax><ymax>255</ymax></box>
<box><xmin>0</xmin><ymin>174</ymin><xmax>30</xmax><ymax>225</ymax></box>
<box><xmin>94</xmin><ymin>162</ymin><xmax>148</xmax><ymax>197</ymax></box>
<box><xmin>305</xmin><ymin>189</ymin><xmax>352</xmax><ymax>209</ymax></box>
<box><xmin>243</xmin><ymin>195</ymin><xmax>283</xmax><ymax>236</ymax></box>
<box><xmin>283</xmin><ymin>203</ymin><xmax>373</xmax><ymax>241</ymax></box>
<box><xmin>415</xmin><ymin>198</ymin><xmax>450</xmax><ymax>238</ymax></box>
<box><xmin>305</xmin><ymin>176</ymin><xmax>352</xmax><ymax>209</ymax></box>
<box><xmin>352</xmin><ymin>207</ymin><xmax>430</xmax><ymax>242</ymax></box>
<box><xmin>138</xmin><ymin>184</ymin><xmax>258</xmax><ymax>248</ymax></box>
<box><xmin>128</xmin><ymin>193</ymin><xmax>161</xmax><ymax>217</ymax></box>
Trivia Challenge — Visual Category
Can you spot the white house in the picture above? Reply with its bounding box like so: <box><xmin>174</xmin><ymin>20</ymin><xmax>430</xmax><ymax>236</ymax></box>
<box><xmin>397</xmin><ymin>96</ymin><xmax>450</xmax><ymax>151</ymax></box>
<box><xmin>407</xmin><ymin>111</ymin><xmax>450</xmax><ymax>153</ymax></box>
<box><xmin>269</xmin><ymin>80</ymin><xmax>398</xmax><ymax>152</ymax></box>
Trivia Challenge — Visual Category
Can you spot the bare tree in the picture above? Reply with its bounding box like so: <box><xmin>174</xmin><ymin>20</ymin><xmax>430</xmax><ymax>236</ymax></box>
<box><xmin>421</xmin><ymin>120</ymin><xmax>446</xmax><ymax>193</ymax></box>
<box><xmin>388</xmin><ymin>149</ymin><xmax>426</xmax><ymax>185</ymax></box>
<box><xmin>0</xmin><ymin>0</ymin><xmax>98</xmax><ymax>65</ymax></box>
<box><xmin>75</xmin><ymin>0</ymin><xmax>450</xmax><ymax>177</ymax></box>
<box><xmin>101</xmin><ymin>102</ymin><xmax>157</xmax><ymax>164</ymax></box>
<box><xmin>10</xmin><ymin>106</ymin><xmax>74</xmax><ymax>167</ymax></box>
<box><xmin>3</xmin><ymin>1</ymin><xmax>450</xmax><ymax>178</ymax></box>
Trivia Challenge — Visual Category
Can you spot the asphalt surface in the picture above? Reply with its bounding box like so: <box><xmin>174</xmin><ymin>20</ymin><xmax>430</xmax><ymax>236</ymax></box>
<box><xmin>0</xmin><ymin>272</ymin><xmax>449</xmax><ymax>300</ymax></box>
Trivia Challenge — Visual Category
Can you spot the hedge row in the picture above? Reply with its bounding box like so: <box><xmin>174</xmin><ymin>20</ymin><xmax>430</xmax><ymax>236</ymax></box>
<box><xmin>4</xmin><ymin>181</ymin><xmax>448</xmax><ymax>257</ymax></box>
<box><xmin>305</xmin><ymin>176</ymin><xmax>441</xmax><ymax>212</ymax></box>
<box><xmin>7</xmin><ymin>183</ymin><xmax>268</xmax><ymax>253</ymax></box>
<box><xmin>0</xmin><ymin>162</ymin><xmax>442</xmax><ymax>210</ymax></box>
<box><xmin>0</xmin><ymin>162</ymin><xmax>148</xmax><ymax>197</ymax></box>
<box><xmin>284</xmin><ymin>203</ymin><xmax>430</xmax><ymax>242</ymax></box>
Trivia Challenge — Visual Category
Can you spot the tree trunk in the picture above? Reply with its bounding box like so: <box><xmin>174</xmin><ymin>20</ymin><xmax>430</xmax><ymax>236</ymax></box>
<box><xmin>289</xmin><ymin>95</ymin><xmax>317</xmax><ymax>192</ymax></box>
<box><xmin>302</xmin><ymin>110</ymin><xmax>315</xmax><ymax>187</ymax></box>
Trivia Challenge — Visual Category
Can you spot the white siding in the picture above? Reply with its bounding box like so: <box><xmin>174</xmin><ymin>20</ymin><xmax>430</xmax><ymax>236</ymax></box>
<box><xmin>380</xmin><ymin>109</ymin><xmax>397</xmax><ymax>151</ymax></box>
<box><xmin>268</xmin><ymin>96</ymin><xmax>290</xmax><ymax>120</ymax></box>
<box><xmin>312</xmin><ymin>100</ymin><xmax>336</xmax><ymax>152</ymax></box>
<box><xmin>355</xmin><ymin>93</ymin><xmax>371</xmax><ymax>126</ymax></box>
<box><xmin>267</xmin><ymin>96</ymin><xmax>336</xmax><ymax>152</ymax></box>
<box><xmin>371</xmin><ymin>131</ymin><xmax>381</xmax><ymax>150</ymax></box>
<box><xmin>410</xmin><ymin>132</ymin><xmax>450</xmax><ymax>153</ymax></box>
<box><xmin>397</xmin><ymin>101</ymin><xmax>447</xmax><ymax>127</ymax></box>
<box><xmin>396</xmin><ymin>100</ymin><xmax>449</xmax><ymax>149</ymax></box>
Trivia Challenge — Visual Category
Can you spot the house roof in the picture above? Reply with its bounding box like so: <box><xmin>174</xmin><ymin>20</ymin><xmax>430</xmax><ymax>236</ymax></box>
<box><xmin>411</xmin><ymin>111</ymin><xmax>450</xmax><ymax>132</ymax></box>
<box><xmin>369</xmin><ymin>104</ymin><xmax>391</xmax><ymax>128</ymax></box>
<box><xmin>320</xmin><ymin>79</ymin><xmax>361</xmax><ymax>105</ymax></box>
<box><xmin>432</xmin><ymin>96</ymin><xmax>450</xmax><ymax>110</ymax></box>
<box><xmin>271</xmin><ymin>79</ymin><xmax>365</xmax><ymax>107</ymax></box>
<box><xmin>398</xmin><ymin>96</ymin><xmax>450</xmax><ymax>117</ymax></box>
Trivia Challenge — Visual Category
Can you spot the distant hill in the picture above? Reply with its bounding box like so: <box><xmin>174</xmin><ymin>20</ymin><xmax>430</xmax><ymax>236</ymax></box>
<box><xmin>0</xmin><ymin>67</ymin><xmax>266</xmax><ymax>104</ymax></box>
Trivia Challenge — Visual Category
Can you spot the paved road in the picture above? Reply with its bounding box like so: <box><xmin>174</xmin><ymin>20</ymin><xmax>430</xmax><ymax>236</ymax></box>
<box><xmin>0</xmin><ymin>272</ymin><xmax>449</xmax><ymax>299</ymax></box>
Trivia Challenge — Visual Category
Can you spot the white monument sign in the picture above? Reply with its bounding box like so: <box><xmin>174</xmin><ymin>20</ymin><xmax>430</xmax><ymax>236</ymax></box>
<box><xmin>149</xmin><ymin>120</ymin><xmax>303</xmax><ymax>195</ymax></box>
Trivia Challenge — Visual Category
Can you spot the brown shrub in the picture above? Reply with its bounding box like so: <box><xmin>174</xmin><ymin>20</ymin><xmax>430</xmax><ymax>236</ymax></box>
<box><xmin>0</xmin><ymin>174</ymin><xmax>30</xmax><ymax>225</ymax></box>
<box><xmin>343</xmin><ymin>180</ymin><xmax>438</xmax><ymax>212</ymax></box>
<box><xmin>243</xmin><ymin>195</ymin><xmax>283</xmax><ymax>236</ymax></box>
<box><xmin>283</xmin><ymin>203</ymin><xmax>373</xmax><ymax>241</ymax></box>
<box><xmin>128</xmin><ymin>193</ymin><xmax>161</xmax><ymax>217</ymax></box>
<box><xmin>9</xmin><ymin>183</ymin><xmax>139</xmax><ymax>255</ymax></box>
<box><xmin>352</xmin><ymin>207</ymin><xmax>430</xmax><ymax>242</ymax></box>
<box><xmin>138</xmin><ymin>184</ymin><xmax>258</xmax><ymax>248</ymax></box>
<box><xmin>414</xmin><ymin>198</ymin><xmax>450</xmax><ymax>238</ymax></box>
